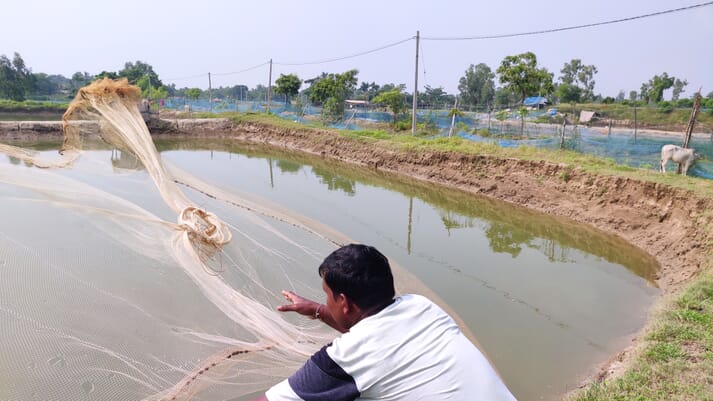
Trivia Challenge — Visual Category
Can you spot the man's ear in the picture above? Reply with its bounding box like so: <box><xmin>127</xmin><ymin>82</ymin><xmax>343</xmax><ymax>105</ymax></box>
<box><xmin>337</xmin><ymin>293</ymin><xmax>353</xmax><ymax>315</ymax></box>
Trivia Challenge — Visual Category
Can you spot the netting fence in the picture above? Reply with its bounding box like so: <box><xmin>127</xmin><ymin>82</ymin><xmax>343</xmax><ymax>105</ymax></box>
<box><xmin>159</xmin><ymin>98</ymin><xmax>713</xmax><ymax>179</ymax></box>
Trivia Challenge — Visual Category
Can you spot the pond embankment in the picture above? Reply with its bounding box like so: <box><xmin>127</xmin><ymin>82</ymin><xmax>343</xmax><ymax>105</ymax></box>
<box><xmin>2</xmin><ymin>117</ymin><xmax>710</xmax><ymax>295</ymax></box>
<box><xmin>148</xmin><ymin>118</ymin><xmax>713</xmax><ymax>293</ymax></box>
<box><xmin>3</xmin><ymin>117</ymin><xmax>712</xmax><ymax>385</ymax></box>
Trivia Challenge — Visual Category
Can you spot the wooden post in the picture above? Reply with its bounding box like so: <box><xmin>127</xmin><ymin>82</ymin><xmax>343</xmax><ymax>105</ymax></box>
<box><xmin>267</xmin><ymin>59</ymin><xmax>273</xmax><ymax>114</ymax></box>
<box><xmin>487</xmin><ymin>107</ymin><xmax>492</xmax><ymax>132</ymax></box>
<box><xmin>608</xmin><ymin>119</ymin><xmax>612</xmax><ymax>136</ymax></box>
<box><xmin>411</xmin><ymin>31</ymin><xmax>419</xmax><ymax>136</ymax></box>
<box><xmin>682</xmin><ymin>89</ymin><xmax>702</xmax><ymax>149</ymax></box>
<box><xmin>633</xmin><ymin>103</ymin><xmax>637</xmax><ymax>141</ymax></box>
<box><xmin>208</xmin><ymin>72</ymin><xmax>213</xmax><ymax>113</ymax></box>
<box><xmin>559</xmin><ymin>119</ymin><xmax>567</xmax><ymax>149</ymax></box>
<box><xmin>448</xmin><ymin>97</ymin><xmax>458</xmax><ymax>137</ymax></box>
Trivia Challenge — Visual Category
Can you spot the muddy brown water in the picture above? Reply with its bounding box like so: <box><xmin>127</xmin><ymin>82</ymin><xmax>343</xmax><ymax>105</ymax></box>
<box><xmin>0</xmin><ymin>139</ymin><xmax>659</xmax><ymax>401</ymax></box>
<box><xmin>155</xmin><ymin>140</ymin><xmax>659</xmax><ymax>401</ymax></box>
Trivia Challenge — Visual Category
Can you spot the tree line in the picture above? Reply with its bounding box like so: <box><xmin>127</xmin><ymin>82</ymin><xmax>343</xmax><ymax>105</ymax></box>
<box><xmin>2</xmin><ymin>51</ymin><xmax>711</xmax><ymax>119</ymax></box>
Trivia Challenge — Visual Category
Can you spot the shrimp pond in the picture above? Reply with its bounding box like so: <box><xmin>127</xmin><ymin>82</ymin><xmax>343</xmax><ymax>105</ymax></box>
<box><xmin>0</xmin><ymin>137</ymin><xmax>660</xmax><ymax>401</ymax></box>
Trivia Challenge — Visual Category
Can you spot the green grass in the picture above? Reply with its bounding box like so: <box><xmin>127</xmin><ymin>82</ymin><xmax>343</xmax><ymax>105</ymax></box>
<box><xmin>0</xmin><ymin>99</ymin><xmax>68</xmax><ymax>112</ymax></box>
<box><xmin>199</xmin><ymin>112</ymin><xmax>713</xmax><ymax>200</ymax></box>
<box><xmin>568</xmin><ymin>274</ymin><xmax>713</xmax><ymax>401</ymax></box>
<box><xmin>566</xmin><ymin>102</ymin><xmax>713</xmax><ymax>130</ymax></box>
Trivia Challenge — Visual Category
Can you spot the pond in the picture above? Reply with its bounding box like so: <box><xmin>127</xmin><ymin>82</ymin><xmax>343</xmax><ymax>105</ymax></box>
<box><xmin>0</xmin><ymin>138</ymin><xmax>660</xmax><ymax>401</ymax></box>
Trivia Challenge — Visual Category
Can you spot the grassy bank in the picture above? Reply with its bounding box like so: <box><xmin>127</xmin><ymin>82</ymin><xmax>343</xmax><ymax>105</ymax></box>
<box><xmin>569</xmin><ymin>273</ymin><xmax>713</xmax><ymax>401</ymax></box>
<box><xmin>0</xmin><ymin>99</ymin><xmax>68</xmax><ymax>113</ymax></box>
<box><xmin>216</xmin><ymin>111</ymin><xmax>713</xmax><ymax>199</ymax></box>
<box><xmin>561</xmin><ymin>102</ymin><xmax>713</xmax><ymax>131</ymax></box>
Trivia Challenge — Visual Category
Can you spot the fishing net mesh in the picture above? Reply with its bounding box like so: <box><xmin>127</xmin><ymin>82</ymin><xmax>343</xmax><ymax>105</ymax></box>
<box><xmin>0</xmin><ymin>78</ymin><xmax>435</xmax><ymax>401</ymax></box>
<box><xmin>0</xmin><ymin>78</ymin><xmax>457</xmax><ymax>400</ymax></box>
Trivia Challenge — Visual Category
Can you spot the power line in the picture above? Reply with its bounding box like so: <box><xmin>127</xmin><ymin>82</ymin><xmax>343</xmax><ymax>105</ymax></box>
<box><xmin>274</xmin><ymin>36</ymin><xmax>413</xmax><ymax>66</ymax></box>
<box><xmin>212</xmin><ymin>61</ymin><xmax>270</xmax><ymax>76</ymax></box>
<box><xmin>163</xmin><ymin>2</ymin><xmax>711</xmax><ymax>87</ymax></box>
<box><xmin>165</xmin><ymin>62</ymin><xmax>269</xmax><ymax>82</ymax></box>
<box><xmin>165</xmin><ymin>72</ymin><xmax>209</xmax><ymax>82</ymax></box>
<box><xmin>422</xmin><ymin>1</ymin><xmax>713</xmax><ymax>41</ymax></box>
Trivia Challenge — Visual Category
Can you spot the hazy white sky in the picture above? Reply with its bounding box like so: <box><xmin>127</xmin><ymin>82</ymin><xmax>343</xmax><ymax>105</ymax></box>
<box><xmin>2</xmin><ymin>0</ymin><xmax>711</xmax><ymax>98</ymax></box>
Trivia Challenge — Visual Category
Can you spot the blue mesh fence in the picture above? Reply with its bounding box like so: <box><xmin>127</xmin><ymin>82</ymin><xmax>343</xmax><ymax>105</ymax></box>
<box><xmin>162</xmin><ymin>99</ymin><xmax>713</xmax><ymax>179</ymax></box>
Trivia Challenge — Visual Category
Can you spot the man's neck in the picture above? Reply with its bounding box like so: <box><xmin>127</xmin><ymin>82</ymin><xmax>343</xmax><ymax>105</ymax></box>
<box><xmin>350</xmin><ymin>298</ymin><xmax>395</xmax><ymax>327</ymax></box>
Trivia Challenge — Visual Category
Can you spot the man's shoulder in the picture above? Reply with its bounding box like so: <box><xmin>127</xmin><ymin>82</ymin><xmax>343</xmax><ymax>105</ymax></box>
<box><xmin>395</xmin><ymin>293</ymin><xmax>444</xmax><ymax>315</ymax></box>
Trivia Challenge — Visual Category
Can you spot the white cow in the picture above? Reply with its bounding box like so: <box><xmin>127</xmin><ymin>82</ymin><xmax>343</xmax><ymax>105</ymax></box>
<box><xmin>660</xmin><ymin>144</ymin><xmax>696</xmax><ymax>176</ymax></box>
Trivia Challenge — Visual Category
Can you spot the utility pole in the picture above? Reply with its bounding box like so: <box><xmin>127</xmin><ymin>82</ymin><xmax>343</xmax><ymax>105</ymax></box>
<box><xmin>267</xmin><ymin>59</ymin><xmax>273</xmax><ymax>114</ymax></box>
<box><xmin>448</xmin><ymin>97</ymin><xmax>458</xmax><ymax>137</ymax></box>
<box><xmin>411</xmin><ymin>31</ymin><xmax>419</xmax><ymax>136</ymax></box>
<box><xmin>633</xmin><ymin>102</ymin><xmax>637</xmax><ymax>141</ymax></box>
<box><xmin>208</xmin><ymin>72</ymin><xmax>213</xmax><ymax>113</ymax></box>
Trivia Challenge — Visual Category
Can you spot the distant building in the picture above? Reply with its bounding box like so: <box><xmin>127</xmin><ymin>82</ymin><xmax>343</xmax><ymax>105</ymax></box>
<box><xmin>523</xmin><ymin>96</ymin><xmax>549</xmax><ymax>109</ymax></box>
<box><xmin>345</xmin><ymin>99</ymin><xmax>369</xmax><ymax>108</ymax></box>
<box><xmin>578</xmin><ymin>110</ymin><xmax>598</xmax><ymax>124</ymax></box>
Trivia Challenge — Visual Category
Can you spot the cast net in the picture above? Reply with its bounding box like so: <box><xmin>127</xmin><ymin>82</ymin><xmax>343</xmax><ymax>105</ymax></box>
<box><xmin>0</xmin><ymin>78</ymin><xmax>393</xmax><ymax>400</ymax></box>
<box><xmin>0</xmin><ymin>78</ymin><xmax>462</xmax><ymax>400</ymax></box>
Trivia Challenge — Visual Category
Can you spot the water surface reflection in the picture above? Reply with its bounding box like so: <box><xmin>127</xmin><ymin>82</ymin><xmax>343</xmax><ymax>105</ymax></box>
<box><xmin>152</xmin><ymin>138</ymin><xmax>659</xmax><ymax>401</ymax></box>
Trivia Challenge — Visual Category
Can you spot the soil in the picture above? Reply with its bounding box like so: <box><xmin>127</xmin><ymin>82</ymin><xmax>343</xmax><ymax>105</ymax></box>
<box><xmin>2</xmin><ymin>117</ymin><xmax>712</xmax><ymax>389</ymax></box>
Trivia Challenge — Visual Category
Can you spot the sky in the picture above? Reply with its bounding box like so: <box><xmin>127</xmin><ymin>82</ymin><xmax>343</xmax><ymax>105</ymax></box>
<box><xmin>2</xmin><ymin>0</ymin><xmax>712</xmax><ymax>99</ymax></box>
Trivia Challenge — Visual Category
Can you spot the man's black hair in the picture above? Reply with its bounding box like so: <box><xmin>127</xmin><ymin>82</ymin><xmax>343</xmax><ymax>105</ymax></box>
<box><xmin>318</xmin><ymin>244</ymin><xmax>395</xmax><ymax>310</ymax></box>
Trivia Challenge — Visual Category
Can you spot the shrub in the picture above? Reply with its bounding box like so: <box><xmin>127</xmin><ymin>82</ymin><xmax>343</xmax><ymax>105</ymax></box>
<box><xmin>657</xmin><ymin>101</ymin><xmax>674</xmax><ymax>114</ymax></box>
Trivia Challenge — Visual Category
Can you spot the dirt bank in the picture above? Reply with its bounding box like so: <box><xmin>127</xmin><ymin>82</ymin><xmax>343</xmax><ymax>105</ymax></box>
<box><xmin>151</xmin><ymin>118</ymin><xmax>713</xmax><ymax>385</ymax></box>
<box><xmin>3</xmin><ymin>117</ymin><xmax>712</xmax><ymax>385</ymax></box>
<box><xmin>152</xmin><ymin>118</ymin><xmax>712</xmax><ymax>293</ymax></box>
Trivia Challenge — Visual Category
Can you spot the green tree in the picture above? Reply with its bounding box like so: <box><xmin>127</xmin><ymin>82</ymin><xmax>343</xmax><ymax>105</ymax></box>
<box><xmin>372</xmin><ymin>88</ymin><xmax>405</xmax><ymax>125</ymax></box>
<box><xmin>518</xmin><ymin>107</ymin><xmax>529</xmax><ymax>136</ymax></box>
<box><xmin>495</xmin><ymin>110</ymin><xmax>508</xmax><ymax>134</ymax></box>
<box><xmin>496</xmin><ymin>52</ymin><xmax>553</xmax><ymax>104</ymax></box>
<box><xmin>640</xmin><ymin>72</ymin><xmax>678</xmax><ymax>103</ymax></box>
<box><xmin>356</xmin><ymin>81</ymin><xmax>380</xmax><ymax>101</ymax></box>
<box><xmin>555</xmin><ymin>83</ymin><xmax>583</xmax><ymax>103</ymax></box>
<box><xmin>71</xmin><ymin>72</ymin><xmax>93</xmax><ymax>91</ymax></box>
<box><xmin>616</xmin><ymin>90</ymin><xmax>625</xmax><ymax>103</ymax></box>
<box><xmin>274</xmin><ymin>74</ymin><xmax>302</xmax><ymax>105</ymax></box>
<box><xmin>494</xmin><ymin>87</ymin><xmax>518</xmax><ymax>108</ymax></box>
<box><xmin>118</xmin><ymin>61</ymin><xmax>163</xmax><ymax>88</ymax></box>
<box><xmin>559</xmin><ymin>59</ymin><xmax>597</xmax><ymax>101</ymax></box>
<box><xmin>0</xmin><ymin>52</ymin><xmax>34</xmax><ymax>101</ymax></box>
<box><xmin>94</xmin><ymin>70</ymin><xmax>119</xmax><ymax>81</ymax></box>
<box><xmin>671</xmin><ymin>78</ymin><xmax>688</xmax><ymax>101</ymax></box>
<box><xmin>309</xmin><ymin>69</ymin><xmax>358</xmax><ymax>122</ymax></box>
<box><xmin>31</xmin><ymin>73</ymin><xmax>53</xmax><ymax>96</ymax></box>
<box><xmin>419</xmin><ymin>85</ymin><xmax>453</xmax><ymax>109</ymax></box>
<box><xmin>458</xmin><ymin>63</ymin><xmax>495</xmax><ymax>111</ymax></box>
<box><xmin>185</xmin><ymin>88</ymin><xmax>202</xmax><ymax>100</ymax></box>
<box><xmin>247</xmin><ymin>84</ymin><xmax>268</xmax><ymax>102</ymax></box>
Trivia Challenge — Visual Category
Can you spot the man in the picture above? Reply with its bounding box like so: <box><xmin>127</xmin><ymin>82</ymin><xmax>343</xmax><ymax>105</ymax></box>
<box><xmin>253</xmin><ymin>244</ymin><xmax>517</xmax><ymax>401</ymax></box>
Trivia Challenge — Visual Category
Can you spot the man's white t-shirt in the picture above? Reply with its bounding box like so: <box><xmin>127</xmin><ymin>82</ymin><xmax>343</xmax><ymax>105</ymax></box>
<box><xmin>266</xmin><ymin>294</ymin><xmax>517</xmax><ymax>401</ymax></box>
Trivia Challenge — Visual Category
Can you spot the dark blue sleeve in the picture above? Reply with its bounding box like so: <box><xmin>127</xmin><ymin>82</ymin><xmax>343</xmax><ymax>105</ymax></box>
<box><xmin>287</xmin><ymin>345</ymin><xmax>359</xmax><ymax>401</ymax></box>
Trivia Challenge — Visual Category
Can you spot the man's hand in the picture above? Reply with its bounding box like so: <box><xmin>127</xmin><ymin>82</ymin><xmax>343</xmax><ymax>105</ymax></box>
<box><xmin>277</xmin><ymin>290</ymin><xmax>322</xmax><ymax>319</ymax></box>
